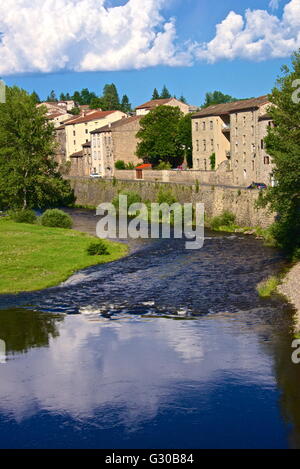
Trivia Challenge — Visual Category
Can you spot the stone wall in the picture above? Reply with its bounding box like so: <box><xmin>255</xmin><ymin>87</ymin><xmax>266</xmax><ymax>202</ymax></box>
<box><xmin>70</xmin><ymin>177</ymin><xmax>275</xmax><ymax>228</ymax></box>
<box><xmin>114</xmin><ymin>161</ymin><xmax>234</xmax><ymax>186</ymax></box>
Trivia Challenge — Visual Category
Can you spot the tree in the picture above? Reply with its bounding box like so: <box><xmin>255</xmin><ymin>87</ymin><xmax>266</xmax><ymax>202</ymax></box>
<box><xmin>179</xmin><ymin>95</ymin><xmax>187</xmax><ymax>104</ymax></box>
<box><xmin>31</xmin><ymin>91</ymin><xmax>40</xmax><ymax>104</ymax></box>
<box><xmin>160</xmin><ymin>85</ymin><xmax>171</xmax><ymax>99</ymax></box>
<box><xmin>121</xmin><ymin>94</ymin><xmax>132</xmax><ymax>113</ymax></box>
<box><xmin>0</xmin><ymin>86</ymin><xmax>74</xmax><ymax>210</ymax></box>
<box><xmin>152</xmin><ymin>88</ymin><xmax>160</xmax><ymax>100</ymax></box>
<box><xmin>136</xmin><ymin>106</ymin><xmax>184</xmax><ymax>167</ymax></box>
<box><xmin>257</xmin><ymin>51</ymin><xmax>300</xmax><ymax>256</ymax></box>
<box><xmin>102</xmin><ymin>83</ymin><xmax>120</xmax><ymax>110</ymax></box>
<box><xmin>202</xmin><ymin>91</ymin><xmax>236</xmax><ymax>108</ymax></box>
<box><xmin>47</xmin><ymin>90</ymin><xmax>57</xmax><ymax>102</ymax></box>
<box><xmin>72</xmin><ymin>91</ymin><xmax>82</xmax><ymax>105</ymax></box>
<box><xmin>89</xmin><ymin>97</ymin><xmax>103</xmax><ymax>110</ymax></box>
<box><xmin>59</xmin><ymin>92</ymin><xmax>66</xmax><ymax>101</ymax></box>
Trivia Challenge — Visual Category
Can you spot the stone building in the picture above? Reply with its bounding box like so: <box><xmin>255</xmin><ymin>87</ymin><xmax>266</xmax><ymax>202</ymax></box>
<box><xmin>69</xmin><ymin>142</ymin><xmax>92</xmax><ymax>177</ymax></box>
<box><xmin>90</xmin><ymin>116</ymin><xmax>141</xmax><ymax>177</ymax></box>
<box><xmin>64</xmin><ymin>110</ymin><xmax>127</xmax><ymax>158</ymax></box>
<box><xmin>135</xmin><ymin>98</ymin><xmax>190</xmax><ymax>116</ymax></box>
<box><xmin>192</xmin><ymin>96</ymin><xmax>275</xmax><ymax>186</ymax></box>
<box><xmin>54</xmin><ymin>124</ymin><xmax>67</xmax><ymax>166</ymax></box>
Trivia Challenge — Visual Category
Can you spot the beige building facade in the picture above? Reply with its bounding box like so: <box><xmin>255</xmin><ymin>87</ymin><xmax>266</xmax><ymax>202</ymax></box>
<box><xmin>64</xmin><ymin>110</ymin><xmax>127</xmax><ymax>158</ymax></box>
<box><xmin>192</xmin><ymin>96</ymin><xmax>275</xmax><ymax>186</ymax></box>
<box><xmin>90</xmin><ymin>116</ymin><xmax>141</xmax><ymax>177</ymax></box>
<box><xmin>135</xmin><ymin>98</ymin><xmax>190</xmax><ymax>116</ymax></box>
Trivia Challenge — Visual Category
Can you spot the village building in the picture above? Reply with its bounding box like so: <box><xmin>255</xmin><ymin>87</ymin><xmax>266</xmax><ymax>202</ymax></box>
<box><xmin>69</xmin><ymin>142</ymin><xmax>92</xmax><ymax>177</ymax></box>
<box><xmin>64</xmin><ymin>110</ymin><xmax>127</xmax><ymax>159</ymax></box>
<box><xmin>192</xmin><ymin>96</ymin><xmax>275</xmax><ymax>186</ymax></box>
<box><xmin>90</xmin><ymin>116</ymin><xmax>141</xmax><ymax>177</ymax></box>
<box><xmin>135</xmin><ymin>98</ymin><xmax>190</xmax><ymax>116</ymax></box>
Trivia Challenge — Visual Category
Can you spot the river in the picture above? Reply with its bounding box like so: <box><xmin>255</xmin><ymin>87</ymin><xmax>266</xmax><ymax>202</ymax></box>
<box><xmin>0</xmin><ymin>209</ymin><xmax>299</xmax><ymax>449</ymax></box>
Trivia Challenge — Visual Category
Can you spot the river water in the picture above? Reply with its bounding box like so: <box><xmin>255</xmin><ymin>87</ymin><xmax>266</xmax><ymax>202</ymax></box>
<box><xmin>0</xmin><ymin>209</ymin><xmax>299</xmax><ymax>449</ymax></box>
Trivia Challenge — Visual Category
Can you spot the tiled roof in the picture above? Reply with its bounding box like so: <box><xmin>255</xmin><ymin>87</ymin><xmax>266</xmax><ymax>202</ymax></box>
<box><xmin>70</xmin><ymin>150</ymin><xmax>84</xmax><ymax>158</ymax></box>
<box><xmin>135</xmin><ymin>98</ymin><xmax>173</xmax><ymax>110</ymax></box>
<box><xmin>90</xmin><ymin>115</ymin><xmax>141</xmax><ymax>134</ymax></box>
<box><xmin>192</xmin><ymin>96</ymin><xmax>269</xmax><ymax>118</ymax></box>
<box><xmin>136</xmin><ymin>164</ymin><xmax>152</xmax><ymax>170</ymax></box>
<box><xmin>64</xmin><ymin>110</ymin><xmax>117</xmax><ymax>126</ymax></box>
<box><xmin>82</xmin><ymin>141</ymin><xmax>91</xmax><ymax>147</ymax></box>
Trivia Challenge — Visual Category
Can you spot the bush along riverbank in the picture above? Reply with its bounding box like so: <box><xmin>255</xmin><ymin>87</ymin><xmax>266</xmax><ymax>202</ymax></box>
<box><xmin>0</xmin><ymin>215</ymin><xmax>128</xmax><ymax>294</ymax></box>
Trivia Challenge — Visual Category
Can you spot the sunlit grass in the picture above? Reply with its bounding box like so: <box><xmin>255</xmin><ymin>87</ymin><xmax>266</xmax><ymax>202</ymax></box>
<box><xmin>0</xmin><ymin>219</ymin><xmax>128</xmax><ymax>294</ymax></box>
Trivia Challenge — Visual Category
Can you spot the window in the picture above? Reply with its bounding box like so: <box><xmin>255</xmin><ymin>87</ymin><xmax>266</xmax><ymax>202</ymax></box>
<box><xmin>261</xmin><ymin>139</ymin><xmax>264</xmax><ymax>149</ymax></box>
<box><xmin>195</xmin><ymin>122</ymin><xmax>199</xmax><ymax>132</ymax></box>
<box><xmin>243</xmin><ymin>152</ymin><xmax>246</xmax><ymax>162</ymax></box>
<box><xmin>210</xmin><ymin>121</ymin><xmax>213</xmax><ymax>130</ymax></box>
<box><xmin>203</xmin><ymin>140</ymin><xmax>207</xmax><ymax>151</ymax></box>
<box><xmin>73</xmin><ymin>140</ymin><xmax>76</xmax><ymax>145</ymax></box>
<box><xmin>202</xmin><ymin>121</ymin><xmax>206</xmax><ymax>131</ymax></box>
<box><xmin>243</xmin><ymin>135</ymin><xmax>246</xmax><ymax>145</ymax></box>
<box><xmin>211</xmin><ymin>139</ymin><xmax>214</xmax><ymax>150</ymax></box>
<box><xmin>204</xmin><ymin>159</ymin><xmax>207</xmax><ymax>170</ymax></box>
<box><xmin>243</xmin><ymin>116</ymin><xmax>246</xmax><ymax>127</ymax></box>
<box><xmin>252</xmin><ymin>161</ymin><xmax>255</xmax><ymax>171</ymax></box>
<box><xmin>85</xmin><ymin>129</ymin><xmax>88</xmax><ymax>134</ymax></box>
<box><xmin>196</xmin><ymin>140</ymin><xmax>199</xmax><ymax>152</ymax></box>
<box><xmin>73</xmin><ymin>131</ymin><xmax>76</xmax><ymax>136</ymax></box>
<box><xmin>251</xmin><ymin>125</ymin><xmax>254</xmax><ymax>136</ymax></box>
<box><xmin>264</xmin><ymin>156</ymin><xmax>270</xmax><ymax>165</ymax></box>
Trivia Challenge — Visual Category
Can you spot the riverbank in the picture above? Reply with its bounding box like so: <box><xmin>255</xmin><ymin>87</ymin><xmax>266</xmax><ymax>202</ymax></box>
<box><xmin>0</xmin><ymin>219</ymin><xmax>128</xmax><ymax>294</ymax></box>
<box><xmin>278</xmin><ymin>262</ymin><xmax>300</xmax><ymax>313</ymax></box>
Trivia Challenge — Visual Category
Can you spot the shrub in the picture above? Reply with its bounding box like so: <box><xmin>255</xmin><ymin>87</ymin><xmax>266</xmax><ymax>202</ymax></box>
<box><xmin>209</xmin><ymin>153</ymin><xmax>216</xmax><ymax>170</ymax></box>
<box><xmin>157</xmin><ymin>189</ymin><xmax>177</xmax><ymax>205</ymax></box>
<box><xmin>210</xmin><ymin>211</ymin><xmax>236</xmax><ymax>230</ymax></box>
<box><xmin>40</xmin><ymin>209</ymin><xmax>73</xmax><ymax>229</ymax></box>
<box><xmin>257</xmin><ymin>276</ymin><xmax>280</xmax><ymax>298</ymax></box>
<box><xmin>86</xmin><ymin>240</ymin><xmax>109</xmax><ymax>256</ymax></box>
<box><xmin>8</xmin><ymin>209</ymin><xmax>37</xmax><ymax>224</ymax></box>
<box><xmin>115</xmin><ymin>160</ymin><xmax>126</xmax><ymax>170</ymax></box>
<box><xmin>156</xmin><ymin>161</ymin><xmax>172</xmax><ymax>170</ymax></box>
<box><xmin>112</xmin><ymin>191</ymin><xmax>142</xmax><ymax>214</ymax></box>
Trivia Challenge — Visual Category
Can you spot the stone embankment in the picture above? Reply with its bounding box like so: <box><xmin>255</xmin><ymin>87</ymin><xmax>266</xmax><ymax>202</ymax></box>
<box><xmin>279</xmin><ymin>263</ymin><xmax>300</xmax><ymax>313</ymax></box>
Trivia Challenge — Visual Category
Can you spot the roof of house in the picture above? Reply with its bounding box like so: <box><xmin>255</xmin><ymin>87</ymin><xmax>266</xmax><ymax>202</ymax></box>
<box><xmin>56</xmin><ymin>124</ymin><xmax>66</xmax><ymax>131</ymax></box>
<box><xmin>70</xmin><ymin>150</ymin><xmax>84</xmax><ymax>158</ymax></box>
<box><xmin>136</xmin><ymin>164</ymin><xmax>152</xmax><ymax>170</ymax></box>
<box><xmin>82</xmin><ymin>141</ymin><xmax>91</xmax><ymax>147</ymax></box>
<box><xmin>258</xmin><ymin>113</ymin><xmax>272</xmax><ymax>121</ymax></box>
<box><xmin>64</xmin><ymin>110</ymin><xmax>118</xmax><ymax>126</ymax></box>
<box><xmin>135</xmin><ymin>98</ymin><xmax>175</xmax><ymax>110</ymax></box>
<box><xmin>192</xmin><ymin>96</ymin><xmax>269</xmax><ymax>118</ymax></box>
<box><xmin>90</xmin><ymin>115</ymin><xmax>141</xmax><ymax>135</ymax></box>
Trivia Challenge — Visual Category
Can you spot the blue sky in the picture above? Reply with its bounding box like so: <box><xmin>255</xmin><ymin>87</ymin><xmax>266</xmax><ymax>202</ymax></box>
<box><xmin>1</xmin><ymin>0</ymin><xmax>298</xmax><ymax>107</ymax></box>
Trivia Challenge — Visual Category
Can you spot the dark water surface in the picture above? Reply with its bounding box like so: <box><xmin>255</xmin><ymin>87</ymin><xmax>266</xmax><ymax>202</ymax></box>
<box><xmin>0</xmin><ymin>209</ymin><xmax>300</xmax><ymax>449</ymax></box>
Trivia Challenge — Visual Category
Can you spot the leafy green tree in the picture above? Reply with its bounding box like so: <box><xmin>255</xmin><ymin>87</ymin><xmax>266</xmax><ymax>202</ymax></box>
<box><xmin>59</xmin><ymin>92</ymin><xmax>66</xmax><ymax>101</ymax></box>
<box><xmin>257</xmin><ymin>51</ymin><xmax>300</xmax><ymax>255</ymax></box>
<box><xmin>69</xmin><ymin>107</ymin><xmax>81</xmax><ymax>115</ymax></box>
<box><xmin>202</xmin><ymin>91</ymin><xmax>236</xmax><ymax>108</ymax></box>
<box><xmin>178</xmin><ymin>114</ymin><xmax>193</xmax><ymax>168</ymax></box>
<box><xmin>121</xmin><ymin>94</ymin><xmax>132</xmax><ymax>113</ymax></box>
<box><xmin>72</xmin><ymin>91</ymin><xmax>82</xmax><ymax>105</ymax></box>
<box><xmin>102</xmin><ymin>83</ymin><xmax>120</xmax><ymax>110</ymax></box>
<box><xmin>179</xmin><ymin>95</ymin><xmax>187</xmax><ymax>104</ymax></box>
<box><xmin>152</xmin><ymin>88</ymin><xmax>160</xmax><ymax>100</ymax></box>
<box><xmin>136</xmin><ymin>106</ymin><xmax>184</xmax><ymax>167</ymax></box>
<box><xmin>31</xmin><ymin>91</ymin><xmax>40</xmax><ymax>104</ymax></box>
<box><xmin>0</xmin><ymin>86</ymin><xmax>74</xmax><ymax>210</ymax></box>
<box><xmin>89</xmin><ymin>97</ymin><xmax>103</xmax><ymax>109</ymax></box>
<box><xmin>160</xmin><ymin>85</ymin><xmax>171</xmax><ymax>99</ymax></box>
<box><xmin>47</xmin><ymin>90</ymin><xmax>57</xmax><ymax>102</ymax></box>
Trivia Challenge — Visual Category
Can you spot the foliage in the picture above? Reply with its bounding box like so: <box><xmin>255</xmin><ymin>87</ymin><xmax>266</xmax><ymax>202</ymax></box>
<box><xmin>121</xmin><ymin>95</ymin><xmax>132</xmax><ymax>113</ymax></box>
<box><xmin>152</xmin><ymin>88</ymin><xmax>160</xmax><ymax>100</ymax></box>
<box><xmin>86</xmin><ymin>240</ymin><xmax>110</xmax><ymax>256</ymax></box>
<box><xmin>115</xmin><ymin>160</ymin><xmax>135</xmax><ymax>170</ymax></box>
<box><xmin>209</xmin><ymin>153</ymin><xmax>216</xmax><ymax>170</ymax></box>
<box><xmin>156</xmin><ymin>161</ymin><xmax>172</xmax><ymax>170</ymax></box>
<box><xmin>101</xmin><ymin>83</ymin><xmax>120</xmax><ymax>110</ymax></box>
<box><xmin>69</xmin><ymin>107</ymin><xmax>81</xmax><ymax>115</ymax></box>
<box><xmin>210</xmin><ymin>211</ymin><xmax>236</xmax><ymax>230</ymax></box>
<box><xmin>0</xmin><ymin>219</ymin><xmax>128</xmax><ymax>294</ymax></box>
<box><xmin>178</xmin><ymin>113</ymin><xmax>193</xmax><ymax>168</ymax></box>
<box><xmin>160</xmin><ymin>85</ymin><xmax>172</xmax><ymax>99</ymax></box>
<box><xmin>47</xmin><ymin>90</ymin><xmax>57</xmax><ymax>102</ymax></box>
<box><xmin>8</xmin><ymin>209</ymin><xmax>37</xmax><ymax>224</ymax></box>
<box><xmin>31</xmin><ymin>91</ymin><xmax>40</xmax><ymax>104</ymax></box>
<box><xmin>40</xmin><ymin>209</ymin><xmax>73</xmax><ymax>229</ymax></box>
<box><xmin>157</xmin><ymin>188</ymin><xmax>177</xmax><ymax>205</ymax></box>
<box><xmin>202</xmin><ymin>91</ymin><xmax>237</xmax><ymax>108</ymax></box>
<box><xmin>257</xmin><ymin>276</ymin><xmax>280</xmax><ymax>298</ymax></box>
<box><xmin>136</xmin><ymin>105</ymin><xmax>184</xmax><ymax>167</ymax></box>
<box><xmin>257</xmin><ymin>51</ymin><xmax>300</xmax><ymax>255</ymax></box>
<box><xmin>0</xmin><ymin>86</ymin><xmax>75</xmax><ymax>210</ymax></box>
<box><xmin>112</xmin><ymin>191</ymin><xmax>142</xmax><ymax>214</ymax></box>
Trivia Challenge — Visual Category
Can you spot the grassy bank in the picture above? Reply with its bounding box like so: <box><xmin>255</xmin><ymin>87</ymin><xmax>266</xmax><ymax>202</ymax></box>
<box><xmin>0</xmin><ymin>219</ymin><xmax>128</xmax><ymax>294</ymax></box>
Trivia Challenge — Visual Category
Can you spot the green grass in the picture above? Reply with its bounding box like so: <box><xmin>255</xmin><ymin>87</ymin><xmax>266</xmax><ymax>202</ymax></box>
<box><xmin>0</xmin><ymin>219</ymin><xmax>128</xmax><ymax>294</ymax></box>
<box><xmin>257</xmin><ymin>275</ymin><xmax>280</xmax><ymax>298</ymax></box>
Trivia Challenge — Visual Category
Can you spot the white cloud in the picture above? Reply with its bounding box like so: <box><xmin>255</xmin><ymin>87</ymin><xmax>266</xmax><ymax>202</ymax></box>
<box><xmin>269</xmin><ymin>0</ymin><xmax>280</xmax><ymax>9</ymax></box>
<box><xmin>0</xmin><ymin>0</ymin><xmax>300</xmax><ymax>75</ymax></box>
<box><xmin>0</xmin><ymin>0</ymin><xmax>192</xmax><ymax>75</ymax></box>
<box><xmin>195</xmin><ymin>0</ymin><xmax>300</xmax><ymax>63</ymax></box>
